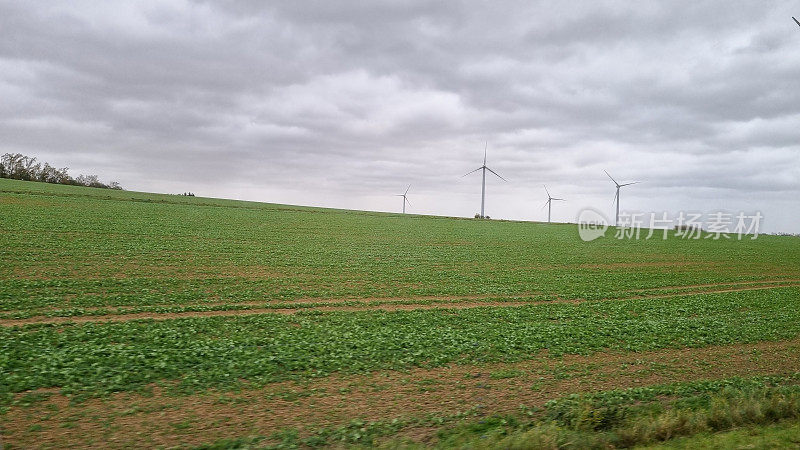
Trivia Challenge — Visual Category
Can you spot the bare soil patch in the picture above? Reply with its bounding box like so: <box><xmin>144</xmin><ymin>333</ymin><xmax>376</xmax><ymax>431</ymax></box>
<box><xmin>0</xmin><ymin>196</ymin><xmax>56</xmax><ymax>207</ymax></box>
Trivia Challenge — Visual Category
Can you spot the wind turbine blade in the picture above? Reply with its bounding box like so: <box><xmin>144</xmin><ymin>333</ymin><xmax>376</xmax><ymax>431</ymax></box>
<box><xmin>461</xmin><ymin>167</ymin><xmax>482</xmax><ymax>177</ymax></box>
<box><xmin>794</xmin><ymin>16</ymin><xmax>800</xmax><ymax>27</ymax></box>
<box><xmin>620</xmin><ymin>181</ymin><xmax>640</xmax><ymax>187</ymax></box>
<box><xmin>541</xmin><ymin>200</ymin><xmax>549</xmax><ymax>210</ymax></box>
<box><xmin>404</xmin><ymin>197</ymin><xmax>411</xmax><ymax>206</ymax></box>
<box><xmin>483</xmin><ymin>141</ymin><xmax>487</xmax><ymax>165</ymax></box>
<box><xmin>604</xmin><ymin>169</ymin><xmax>619</xmax><ymax>186</ymax></box>
<box><xmin>612</xmin><ymin>190</ymin><xmax>618</xmax><ymax>207</ymax></box>
<box><xmin>543</xmin><ymin>184</ymin><xmax>551</xmax><ymax>197</ymax></box>
<box><xmin>553</xmin><ymin>198</ymin><xmax>565</xmax><ymax>201</ymax></box>
<box><xmin>485</xmin><ymin>166</ymin><xmax>507</xmax><ymax>182</ymax></box>
<box><xmin>404</xmin><ymin>184</ymin><xmax>411</xmax><ymax>195</ymax></box>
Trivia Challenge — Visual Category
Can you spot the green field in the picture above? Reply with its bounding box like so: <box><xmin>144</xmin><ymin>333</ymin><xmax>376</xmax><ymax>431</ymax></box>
<box><xmin>1</xmin><ymin>178</ymin><xmax>799</xmax><ymax>448</ymax></box>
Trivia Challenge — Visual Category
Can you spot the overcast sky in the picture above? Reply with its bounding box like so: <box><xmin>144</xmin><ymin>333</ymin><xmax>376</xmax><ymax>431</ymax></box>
<box><xmin>2</xmin><ymin>1</ymin><xmax>799</xmax><ymax>232</ymax></box>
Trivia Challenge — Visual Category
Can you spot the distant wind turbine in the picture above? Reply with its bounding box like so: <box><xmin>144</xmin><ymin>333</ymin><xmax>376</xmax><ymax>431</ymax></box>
<box><xmin>395</xmin><ymin>185</ymin><xmax>411</xmax><ymax>214</ymax></box>
<box><xmin>542</xmin><ymin>185</ymin><xmax>565</xmax><ymax>223</ymax></box>
<box><xmin>462</xmin><ymin>142</ymin><xmax>507</xmax><ymax>218</ymax></box>
<box><xmin>794</xmin><ymin>16</ymin><xmax>800</xmax><ymax>27</ymax></box>
<box><xmin>604</xmin><ymin>170</ymin><xmax>640</xmax><ymax>226</ymax></box>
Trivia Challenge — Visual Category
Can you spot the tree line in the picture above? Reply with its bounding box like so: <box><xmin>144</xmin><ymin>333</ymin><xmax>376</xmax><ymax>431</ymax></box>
<box><xmin>0</xmin><ymin>153</ymin><xmax>122</xmax><ymax>190</ymax></box>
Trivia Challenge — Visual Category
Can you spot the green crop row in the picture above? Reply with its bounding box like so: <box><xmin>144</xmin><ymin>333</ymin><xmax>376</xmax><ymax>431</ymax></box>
<box><xmin>1</xmin><ymin>287</ymin><xmax>799</xmax><ymax>399</ymax></box>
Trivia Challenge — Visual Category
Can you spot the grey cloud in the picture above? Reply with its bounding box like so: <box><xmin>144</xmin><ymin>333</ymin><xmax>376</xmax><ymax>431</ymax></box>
<box><xmin>1</xmin><ymin>0</ymin><xmax>798</xmax><ymax>232</ymax></box>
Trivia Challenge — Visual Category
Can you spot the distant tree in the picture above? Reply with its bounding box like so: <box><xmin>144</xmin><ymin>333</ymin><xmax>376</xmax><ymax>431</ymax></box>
<box><xmin>22</xmin><ymin>155</ymin><xmax>40</xmax><ymax>180</ymax></box>
<box><xmin>37</xmin><ymin>163</ymin><xmax>71</xmax><ymax>184</ymax></box>
<box><xmin>76</xmin><ymin>174</ymin><xmax>102</xmax><ymax>188</ymax></box>
<box><xmin>1</xmin><ymin>153</ymin><xmax>122</xmax><ymax>190</ymax></box>
<box><xmin>0</xmin><ymin>153</ymin><xmax>32</xmax><ymax>180</ymax></box>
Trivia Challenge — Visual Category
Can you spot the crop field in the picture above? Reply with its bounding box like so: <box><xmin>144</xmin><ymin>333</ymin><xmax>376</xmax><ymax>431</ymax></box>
<box><xmin>1</xmin><ymin>177</ymin><xmax>800</xmax><ymax>448</ymax></box>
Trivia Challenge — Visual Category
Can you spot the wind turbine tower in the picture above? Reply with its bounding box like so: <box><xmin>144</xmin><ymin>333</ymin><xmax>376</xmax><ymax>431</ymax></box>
<box><xmin>462</xmin><ymin>142</ymin><xmax>507</xmax><ymax>218</ymax></box>
<box><xmin>604</xmin><ymin>170</ymin><xmax>639</xmax><ymax>226</ymax></box>
<box><xmin>542</xmin><ymin>185</ymin><xmax>565</xmax><ymax>223</ymax></box>
<box><xmin>395</xmin><ymin>185</ymin><xmax>411</xmax><ymax>214</ymax></box>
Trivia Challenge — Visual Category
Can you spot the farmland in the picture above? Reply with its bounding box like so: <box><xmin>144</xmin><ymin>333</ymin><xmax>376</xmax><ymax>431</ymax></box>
<box><xmin>1</xmin><ymin>178</ymin><xmax>800</xmax><ymax>448</ymax></box>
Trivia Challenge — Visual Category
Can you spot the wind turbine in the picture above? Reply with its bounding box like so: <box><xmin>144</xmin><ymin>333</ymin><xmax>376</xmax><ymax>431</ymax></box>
<box><xmin>462</xmin><ymin>142</ymin><xmax>507</xmax><ymax>218</ymax></box>
<box><xmin>542</xmin><ymin>185</ymin><xmax>565</xmax><ymax>223</ymax></box>
<box><xmin>395</xmin><ymin>185</ymin><xmax>411</xmax><ymax>214</ymax></box>
<box><xmin>604</xmin><ymin>170</ymin><xmax>639</xmax><ymax>226</ymax></box>
<box><xmin>793</xmin><ymin>16</ymin><xmax>800</xmax><ymax>27</ymax></box>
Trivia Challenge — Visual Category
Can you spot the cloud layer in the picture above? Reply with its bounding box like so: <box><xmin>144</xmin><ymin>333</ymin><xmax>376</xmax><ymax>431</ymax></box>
<box><xmin>2</xmin><ymin>1</ymin><xmax>799</xmax><ymax>232</ymax></box>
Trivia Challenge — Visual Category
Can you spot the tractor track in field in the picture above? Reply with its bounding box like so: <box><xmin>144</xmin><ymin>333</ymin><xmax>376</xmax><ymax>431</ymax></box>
<box><xmin>5</xmin><ymin>337</ymin><xmax>800</xmax><ymax>449</ymax></box>
<box><xmin>624</xmin><ymin>278</ymin><xmax>800</xmax><ymax>292</ymax></box>
<box><xmin>1</xmin><ymin>292</ymin><xmax>517</xmax><ymax>315</ymax></box>
<box><xmin>0</xmin><ymin>301</ymin><xmax>533</xmax><ymax>326</ymax></box>
<box><xmin>609</xmin><ymin>280</ymin><xmax>800</xmax><ymax>301</ymax></box>
<box><xmin>2</xmin><ymin>281</ymin><xmax>799</xmax><ymax>327</ymax></box>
